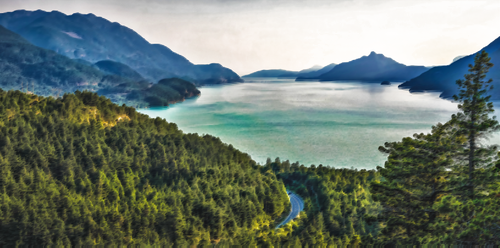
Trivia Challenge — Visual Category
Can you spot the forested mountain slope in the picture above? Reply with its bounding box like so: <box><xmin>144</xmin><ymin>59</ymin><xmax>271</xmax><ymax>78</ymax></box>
<box><xmin>0</xmin><ymin>25</ymin><xmax>199</xmax><ymax>108</ymax></box>
<box><xmin>94</xmin><ymin>60</ymin><xmax>145</xmax><ymax>81</ymax></box>
<box><xmin>0</xmin><ymin>90</ymin><xmax>289</xmax><ymax>246</ymax></box>
<box><xmin>0</xmin><ymin>10</ymin><xmax>243</xmax><ymax>85</ymax></box>
<box><xmin>268</xmin><ymin>160</ymin><xmax>382</xmax><ymax>246</ymax></box>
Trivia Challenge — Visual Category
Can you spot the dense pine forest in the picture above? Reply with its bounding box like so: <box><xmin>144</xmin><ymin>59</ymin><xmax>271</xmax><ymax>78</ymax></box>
<box><xmin>369</xmin><ymin>51</ymin><xmax>500</xmax><ymax>246</ymax></box>
<box><xmin>268</xmin><ymin>160</ymin><xmax>382</xmax><ymax>246</ymax></box>
<box><xmin>0</xmin><ymin>89</ymin><xmax>290</xmax><ymax>246</ymax></box>
<box><xmin>0</xmin><ymin>87</ymin><xmax>384</xmax><ymax>246</ymax></box>
<box><xmin>0</xmin><ymin>51</ymin><xmax>500</xmax><ymax>247</ymax></box>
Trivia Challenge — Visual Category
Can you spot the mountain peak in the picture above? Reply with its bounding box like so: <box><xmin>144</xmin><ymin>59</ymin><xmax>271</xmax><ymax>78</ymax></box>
<box><xmin>318</xmin><ymin>51</ymin><xmax>428</xmax><ymax>81</ymax></box>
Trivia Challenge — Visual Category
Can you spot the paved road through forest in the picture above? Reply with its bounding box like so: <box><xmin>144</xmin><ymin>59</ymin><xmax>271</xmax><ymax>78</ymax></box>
<box><xmin>276</xmin><ymin>191</ymin><xmax>304</xmax><ymax>229</ymax></box>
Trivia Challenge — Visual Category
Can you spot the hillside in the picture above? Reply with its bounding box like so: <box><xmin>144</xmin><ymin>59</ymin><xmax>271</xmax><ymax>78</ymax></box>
<box><xmin>399</xmin><ymin>36</ymin><xmax>500</xmax><ymax>99</ymax></box>
<box><xmin>0</xmin><ymin>9</ymin><xmax>243</xmax><ymax>85</ymax></box>
<box><xmin>94</xmin><ymin>60</ymin><xmax>144</xmax><ymax>81</ymax></box>
<box><xmin>0</xmin><ymin>90</ymin><xmax>290</xmax><ymax>246</ymax></box>
<box><xmin>1</xmin><ymin>86</ymin><xmax>492</xmax><ymax>246</ymax></box>
<box><xmin>127</xmin><ymin>78</ymin><xmax>201</xmax><ymax>107</ymax></box>
<box><xmin>0</xmin><ymin>24</ymin><xmax>115</xmax><ymax>94</ymax></box>
<box><xmin>0</xmin><ymin>25</ymin><xmax>199</xmax><ymax>107</ymax></box>
<box><xmin>319</xmin><ymin>52</ymin><xmax>429</xmax><ymax>82</ymax></box>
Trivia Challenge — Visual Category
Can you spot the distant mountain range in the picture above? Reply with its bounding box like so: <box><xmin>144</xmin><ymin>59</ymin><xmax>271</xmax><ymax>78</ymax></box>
<box><xmin>296</xmin><ymin>63</ymin><xmax>337</xmax><ymax>80</ymax></box>
<box><xmin>0</xmin><ymin>9</ymin><xmax>242</xmax><ymax>85</ymax></box>
<box><xmin>246</xmin><ymin>52</ymin><xmax>429</xmax><ymax>83</ymax></box>
<box><xmin>0</xmin><ymin>24</ymin><xmax>199</xmax><ymax>107</ymax></box>
<box><xmin>399</xmin><ymin>36</ymin><xmax>500</xmax><ymax>99</ymax></box>
<box><xmin>243</xmin><ymin>65</ymin><xmax>322</xmax><ymax>78</ymax></box>
<box><xmin>318</xmin><ymin>52</ymin><xmax>429</xmax><ymax>82</ymax></box>
<box><xmin>288</xmin><ymin>45</ymin><xmax>500</xmax><ymax>100</ymax></box>
<box><xmin>5</xmin><ymin>9</ymin><xmax>499</xmax><ymax>102</ymax></box>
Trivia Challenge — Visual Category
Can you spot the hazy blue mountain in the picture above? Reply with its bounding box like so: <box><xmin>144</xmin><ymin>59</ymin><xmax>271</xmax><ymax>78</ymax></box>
<box><xmin>298</xmin><ymin>65</ymin><xmax>322</xmax><ymax>74</ymax></box>
<box><xmin>0</xmin><ymin>24</ymin><xmax>113</xmax><ymax>93</ymax></box>
<box><xmin>243</xmin><ymin>69</ymin><xmax>300</xmax><ymax>78</ymax></box>
<box><xmin>95</xmin><ymin>60</ymin><xmax>144</xmax><ymax>81</ymax></box>
<box><xmin>0</xmin><ymin>9</ymin><xmax>242</xmax><ymax>85</ymax></box>
<box><xmin>243</xmin><ymin>65</ymin><xmax>323</xmax><ymax>78</ymax></box>
<box><xmin>296</xmin><ymin>63</ymin><xmax>338</xmax><ymax>80</ymax></box>
<box><xmin>399</xmin><ymin>36</ymin><xmax>500</xmax><ymax>99</ymax></box>
<box><xmin>0</xmin><ymin>24</ymin><xmax>199</xmax><ymax>107</ymax></box>
<box><xmin>192</xmin><ymin>63</ymin><xmax>244</xmax><ymax>84</ymax></box>
<box><xmin>318</xmin><ymin>52</ymin><xmax>429</xmax><ymax>82</ymax></box>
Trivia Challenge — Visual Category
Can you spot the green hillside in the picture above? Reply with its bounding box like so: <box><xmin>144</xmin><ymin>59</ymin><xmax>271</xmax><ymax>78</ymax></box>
<box><xmin>2</xmin><ymin>87</ymin><xmax>495</xmax><ymax>246</ymax></box>
<box><xmin>0</xmin><ymin>90</ymin><xmax>289</xmax><ymax>246</ymax></box>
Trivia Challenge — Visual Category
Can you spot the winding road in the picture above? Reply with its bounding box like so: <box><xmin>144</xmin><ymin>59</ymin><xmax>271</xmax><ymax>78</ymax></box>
<box><xmin>276</xmin><ymin>191</ymin><xmax>304</xmax><ymax>229</ymax></box>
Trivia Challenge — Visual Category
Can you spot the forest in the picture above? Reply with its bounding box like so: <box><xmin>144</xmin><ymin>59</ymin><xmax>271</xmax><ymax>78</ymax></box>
<box><xmin>368</xmin><ymin>51</ymin><xmax>500</xmax><ymax>245</ymax></box>
<box><xmin>257</xmin><ymin>52</ymin><xmax>500</xmax><ymax>246</ymax></box>
<box><xmin>0</xmin><ymin>51</ymin><xmax>499</xmax><ymax>246</ymax></box>
<box><xmin>0</xmin><ymin>89</ymin><xmax>290</xmax><ymax>246</ymax></box>
<box><xmin>0</xmin><ymin>87</ymin><xmax>384</xmax><ymax>246</ymax></box>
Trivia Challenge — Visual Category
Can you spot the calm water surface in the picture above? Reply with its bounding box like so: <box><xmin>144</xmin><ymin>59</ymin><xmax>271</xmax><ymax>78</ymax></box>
<box><xmin>138</xmin><ymin>78</ymin><xmax>500</xmax><ymax>169</ymax></box>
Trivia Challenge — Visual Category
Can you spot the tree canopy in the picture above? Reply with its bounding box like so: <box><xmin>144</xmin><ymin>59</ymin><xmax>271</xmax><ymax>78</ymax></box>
<box><xmin>0</xmin><ymin>89</ymin><xmax>289</xmax><ymax>246</ymax></box>
<box><xmin>370</xmin><ymin>51</ymin><xmax>500</xmax><ymax>245</ymax></box>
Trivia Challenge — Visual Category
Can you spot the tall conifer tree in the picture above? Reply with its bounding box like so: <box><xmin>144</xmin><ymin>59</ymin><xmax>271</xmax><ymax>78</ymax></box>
<box><xmin>372</xmin><ymin>51</ymin><xmax>500</xmax><ymax>245</ymax></box>
<box><xmin>451</xmin><ymin>50</ymin><xmax>499</xmax><ymax>200</ymax></box>
<box><xmin>370</xmin><ymin>122</ymin><xmax>463</xmax><ymax>243</ymax></box>
<box><xmin>437</xmin><ymin>50</ymin><xmax>500</xmax><ymax>244</ymax></box>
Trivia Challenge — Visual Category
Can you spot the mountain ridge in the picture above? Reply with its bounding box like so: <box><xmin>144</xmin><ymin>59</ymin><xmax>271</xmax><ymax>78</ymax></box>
<box><xmin>243</xmin><ymin>65</ymin><xmax>326</xmax><ymax>78</ymax></box>
<box><xmin>399</xmin><ymin>35</ymin><xmax>500</xmax><ymax>99</ymax></box>
<box><xmin>0</xmin><ymin>9</ymin><xmax>243</xmax><ymax>85</ymax></box>
<box><xmin>318</xmin><ymin>52</ymin><xmax>429</xmax><ymax>82</ymax></box>
<box><xmin>0</xmin><ymin>24</ymin><xmax>200</xmax><ymax>107</ymax></box>
<box><xmin>296</xmin><ymin>63</ymin><xmax>338</xmax><ymax>80</ymax></box>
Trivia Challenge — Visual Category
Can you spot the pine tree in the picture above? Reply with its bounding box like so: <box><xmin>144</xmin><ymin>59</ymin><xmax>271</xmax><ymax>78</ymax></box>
<box><xmin>451</xmin><ymin>50</ymin><xmax>500</xmax><ymax>200</ymax></box>
<box><xmin>370</xmin><ymin>121</ymin><xmax>464</xmax><ymax>242</ymax></box>
<box><xmin>432</xmin><ymin>51</ymin><xmax>500</xmax><ymax>244</ymax></box>
<box><xmin>372</xmin><ymin>51</ymin><xmax>500</xmax><ymax>245</ymax></box>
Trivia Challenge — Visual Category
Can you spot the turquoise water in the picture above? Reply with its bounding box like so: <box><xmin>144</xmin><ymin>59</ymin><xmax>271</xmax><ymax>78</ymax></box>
<box><xmin>138</xmin><ymin>78</ymin><xmax>497</xmax><ymax>169</ymax></box>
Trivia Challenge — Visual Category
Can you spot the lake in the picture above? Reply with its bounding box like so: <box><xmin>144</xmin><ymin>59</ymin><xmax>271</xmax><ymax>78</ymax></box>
<box><xmin>138</xmin><ymin>78</ymin><xmax>500</xmax><ymax>170</ymax></box>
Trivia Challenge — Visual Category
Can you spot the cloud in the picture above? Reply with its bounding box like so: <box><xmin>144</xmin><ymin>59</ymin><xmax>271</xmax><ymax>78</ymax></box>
<box><xmin>61</xmin><ymin>31</ymin><xmax>83</xmax><ymax>39</ymax></box>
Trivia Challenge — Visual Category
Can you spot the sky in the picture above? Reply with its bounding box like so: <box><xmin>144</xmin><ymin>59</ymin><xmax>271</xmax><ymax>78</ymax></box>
<box><xmin>1</xmin><ymin>0</ymin><xmax>499</xmax><ymax>75</ymax></box>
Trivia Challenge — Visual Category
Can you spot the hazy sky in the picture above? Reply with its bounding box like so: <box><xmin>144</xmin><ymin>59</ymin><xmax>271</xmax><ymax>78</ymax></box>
<box><xmin>1</xmin><ymin>0</ymin><xmax>499</xmax><ymax>75</ymax></box>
